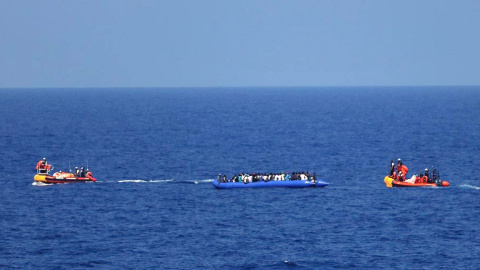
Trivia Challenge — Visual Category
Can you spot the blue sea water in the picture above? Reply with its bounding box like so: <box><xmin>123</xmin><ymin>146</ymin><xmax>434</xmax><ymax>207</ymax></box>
<box><xmin>0</xmin><ymin>86</ymin><xmax>479</xmax><ymax>269</ymax></box>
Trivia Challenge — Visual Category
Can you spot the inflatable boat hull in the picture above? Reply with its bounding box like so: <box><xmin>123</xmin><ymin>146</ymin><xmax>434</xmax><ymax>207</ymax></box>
<box><xmin>34</xmin><ymin>174</ymin><xmax>96</xmax><ymax>184</ymax></box>
<box><xmin>212</xmin><ymin>179</ymin><xmax>328</xmax><ymax>189</ymax></box>
<box><xmin>384</xmin><ymin>176</ymin><xmax>449</xmax><ymax>188</ymax></box>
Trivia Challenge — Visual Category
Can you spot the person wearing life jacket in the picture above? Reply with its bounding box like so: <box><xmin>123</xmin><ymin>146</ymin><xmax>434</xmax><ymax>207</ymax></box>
<box><xmin>86</xmin><ymin>169</ymin><xmax>93</xmax><ymax>179</ymax></box>
<box><xmin>396</xmin><ymin>159</ymin><xmax>409</xmax><ymax>181</ymax></box>
<box><xmin>36</xmin><ymin>158</ymin><xmax>51</xmax><ymax>173</ymax></box>
<box><xmin>35</xmin><ymin>158</ymin><xmax>45</xmax><ymax>170</ymax></box>
<box><xmin>416</xmin><ymin>171</ymin><xmax>423</xmax><ymax>183</ymax></box>
<box><xmin>421</xmin><ymin>168</ymin><xmax>430</xmax><ymax>183</ymax></box>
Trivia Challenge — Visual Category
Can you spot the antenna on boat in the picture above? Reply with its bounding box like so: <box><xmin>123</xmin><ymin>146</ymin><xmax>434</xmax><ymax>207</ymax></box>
<box><xmin>87</xmin><ymin>159</ymin><xmax>89</xmax><ymax>170</ymax></box>
<box><xmin>69</xmin><ymin>161</ymin><xmax>72</xmax><ymax>173</ymax></box>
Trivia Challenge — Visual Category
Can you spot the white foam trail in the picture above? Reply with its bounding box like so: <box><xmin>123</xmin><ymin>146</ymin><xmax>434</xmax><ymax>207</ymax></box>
<box><xmin>173</xmin><ymin>179</ymin><xmax>214</xmax><ymax>184</ymax></box>
<box><xmin>194</xmin><ymin>179</ymin><xmax>214</xmax><ymax>183</ymax></box>
<box><xmin>460</xmin><ymin>184</ymin><xmax>480</xmax><ymax>190</ymax></box>
<box><xmin>118</xmin><ymin>179</ymin><xmax>147</xmax><ymax>183</ymax></box>
<box><xmin>149</xmin><ymin>179</ymin><xmax>174</xmax><ymax>183</ymax></box>
<box><xmin>118</xmin><ymin>179</ymin><xmax>173</xmax><ymax>183</ymax></box>
<box><xmin>31</xmin><ymin>182</ymin><xmax>53</xmax><ymax>186</ymax></box>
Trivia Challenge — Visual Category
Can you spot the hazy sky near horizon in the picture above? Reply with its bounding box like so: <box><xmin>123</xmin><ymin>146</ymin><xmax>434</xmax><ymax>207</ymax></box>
<box><xmin>1</xmin><ymin>1</ymin><xmax>479</xmax><ymax>88</ymax></box>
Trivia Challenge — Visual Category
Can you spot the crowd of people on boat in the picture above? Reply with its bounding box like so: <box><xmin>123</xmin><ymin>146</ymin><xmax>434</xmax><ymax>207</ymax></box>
<box><xmin>389</xmin><ymin>158</ymin><xmax>439</xmax><ymax>184</ymax></box>
<box><xmin>217</xmin><ymin>171</ymin><xmax>317</xmax><ymax>183</ymax></box>
<box><xmin>36</xmin><ymin>158</ymin><xmax>94</xmax><ymax>179</ymax></box>
<box><xmin>71</xmin><ymin>166</ymin><xmax>93</xmax><ymax>178</ymax></box>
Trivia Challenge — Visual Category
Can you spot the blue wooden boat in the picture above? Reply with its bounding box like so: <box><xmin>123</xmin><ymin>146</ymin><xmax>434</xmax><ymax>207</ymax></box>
<box><xmin>212</xmin><ymin>179</ymin><xmax>328</xmax><ymax>189</ymax></box>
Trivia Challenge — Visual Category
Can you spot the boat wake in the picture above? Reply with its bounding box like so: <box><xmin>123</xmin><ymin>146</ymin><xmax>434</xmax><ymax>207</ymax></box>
<box><xmin>118</xmin><ymin>179</ymin><xmax>174</xmax><ymax>183</ymax></box>
<box><xmin>193</xmin><ymin>179</ymin><xmax>214</xmax><ymax>184</ymax></box>
<box><xmin>38</xmin><ymin>178</ymin><xmax>211</xmax><ymax>185</ymax></box>
<box><xmin>150</xmin><ymin>179</ymin><xmax>174</xmax><ymax>183</ymax></box>
<box><xmin>175</xmin><ymin>179</ymin><xmax>214</xmax><ymax>184</ymax></box>
<box><xmin>31</xmin><ymin>182</ymin><xmax>53</xmax><ymax>186</ymax></box>
<box><xmin>460</xmin><ymin>184</ymin><xmax>480</xmax><ymax>190</ymax></box>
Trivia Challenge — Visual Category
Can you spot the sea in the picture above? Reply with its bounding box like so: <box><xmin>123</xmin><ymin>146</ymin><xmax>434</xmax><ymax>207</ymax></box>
<box><xmin>0</xmin><ymin>86</ymin><xmax>479</xmax><ymax>269</ymax></box>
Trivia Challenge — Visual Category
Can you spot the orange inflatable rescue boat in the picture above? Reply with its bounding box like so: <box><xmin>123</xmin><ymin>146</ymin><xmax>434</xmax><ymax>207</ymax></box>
<box><xmin>34</xmin><ymin>158</ymin><xmax>97</xmax><ymax>184</ymax></box>
<box><xmin>34</xmin><ymin>171</ymin><xmax>97</xmax><ymax>184</ymax></box>
<box><xmin>384</xmin><ymin>176</ymin><xmax>449</xmax><ymax>187</ymax></box>
<box><xmin>384</xmin><ymin>168</ymin><xmax>449</xmax><ymax>188</ymax></box>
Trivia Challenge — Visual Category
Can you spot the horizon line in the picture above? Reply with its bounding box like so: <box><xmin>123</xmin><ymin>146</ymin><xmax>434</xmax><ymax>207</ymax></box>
<box><xmin>1</xmin><ymin>84</ymin><xmax>479</xmax><ymax>90</ymax></box>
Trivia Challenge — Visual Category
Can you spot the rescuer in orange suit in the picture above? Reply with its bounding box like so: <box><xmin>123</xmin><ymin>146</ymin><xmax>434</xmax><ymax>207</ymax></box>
<box><xmin>36</xmin><ymin>157</ymin><xmax>51</xmax><ymax>173</ymax></box>
<box><xmin>396</xmin><ymin>158</ymin><xmax>409</xmax><ymax>181</ymax></box>
<box><xmin>86</xmin><ymin>169</ymin><xmax>93</xmax><ymax>179</ymax></box>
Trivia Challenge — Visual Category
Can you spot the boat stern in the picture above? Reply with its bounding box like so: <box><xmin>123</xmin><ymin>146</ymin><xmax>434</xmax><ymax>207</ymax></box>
<box><xmin>384</xmin><ymin>176</ymin><xmax>394</xmax><ymax>188</ymax></box>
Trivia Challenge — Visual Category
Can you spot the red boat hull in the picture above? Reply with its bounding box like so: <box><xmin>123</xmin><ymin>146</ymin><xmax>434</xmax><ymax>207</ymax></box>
<box><xmin>34</xmin><ymin>174</ymin><xmax>97</xmax><ymax>184</ymax></box>
<box><xmin>385</xmin><ymin>176</ymin><xmax>449</xmax><ymax>188</ymax></box>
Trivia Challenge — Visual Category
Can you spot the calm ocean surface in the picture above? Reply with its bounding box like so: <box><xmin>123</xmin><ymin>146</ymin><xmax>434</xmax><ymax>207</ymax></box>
<box><xmin>0</xmin><ymin>86</ymin><xmax>479</xmax><ymax>269</ymax></box>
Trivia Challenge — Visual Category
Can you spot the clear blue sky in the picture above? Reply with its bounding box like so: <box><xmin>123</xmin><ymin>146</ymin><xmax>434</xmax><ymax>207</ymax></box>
<box><xmin>1</xmin><ymin>1</ymin><xmax>479</xmax><ymax>88</ymax></box>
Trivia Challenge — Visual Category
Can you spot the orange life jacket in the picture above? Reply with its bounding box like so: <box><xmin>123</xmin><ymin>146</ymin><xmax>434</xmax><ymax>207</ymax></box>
<box><xmin>396</xmin><ymin>165</ymin><xmax>408</xmax><ymax>181</ymax></box>
<box><xmin>36</xmin><ymin>162</ymin><xmax>50</xmax><ymax>170</ymax></box>
<box><xmin>421</xmin><ymin>176</ymin><xmax>428</xmax><ymax>183</ymax></box>
<box><xmin>400</xmin><ymin>165</ymin><xmax>408</xmax><ymax>175</ymax></box>
<box><xmin>36</xmin><ymin>161</ymin><xmax>44</xmax><ymax>170</ymax></box>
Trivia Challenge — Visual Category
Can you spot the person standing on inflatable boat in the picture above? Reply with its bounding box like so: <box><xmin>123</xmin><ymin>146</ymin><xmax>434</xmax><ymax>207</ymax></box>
<box><xmin>86</xmin><ymin>169</ymin><xmax>94</xmax><ymax>179</ymax></box>
<box><xmin>396</xmin><ymin>158</ymin><xmax>409</xmax><ymax>181</ymax></box>
<box><xmin>389</xmin><ymin>160</ymin><xmax>395</xmax><ymax>178</ymax></box>
<box><xmin>36</xmin><ymin>157</ymin><xmax>51</xmax><ymax>173</ymax></box>
<box><xmin>421</xmin><ymin>168</ymin><xmax>430</xmax><ymax>183</ymax></box>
